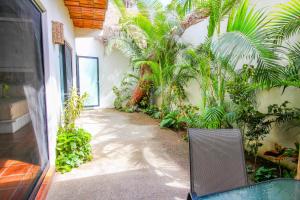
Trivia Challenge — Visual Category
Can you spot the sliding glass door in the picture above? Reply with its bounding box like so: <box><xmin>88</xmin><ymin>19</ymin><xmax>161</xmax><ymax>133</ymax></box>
<box><xmin>0</xmin><ymin>0</ymin><xmax>49</xmax><ymax>199</ymax></box>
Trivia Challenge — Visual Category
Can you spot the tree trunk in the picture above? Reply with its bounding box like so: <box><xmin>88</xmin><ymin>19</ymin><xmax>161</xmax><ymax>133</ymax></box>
<box><xmin>296</xmin><ymin>151</ymin><xmax>300</xmax><ymax>180</ymax></box>
<box><xmin>127</xmin><ymin>64</ymin><xmax>152</xmax><ymax>106</ymax></box>
<box><xmin>181</xmin><ymin>9</ymin><xmax>210</xmax><ymax>32</ymax></box>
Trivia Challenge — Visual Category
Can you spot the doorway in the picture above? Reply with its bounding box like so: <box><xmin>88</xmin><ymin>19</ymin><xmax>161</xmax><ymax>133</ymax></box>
<box><xmin>76</xmin><ymin>56</ymin><xmax>100</xmax><ymax>107</ymax></box>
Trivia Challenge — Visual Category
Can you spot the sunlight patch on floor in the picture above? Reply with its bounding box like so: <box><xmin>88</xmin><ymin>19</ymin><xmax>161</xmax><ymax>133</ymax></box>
<box><xmin>166</xmin><ymin>180</ymin><xmax>189</xmax><ymax>189</ymax></box>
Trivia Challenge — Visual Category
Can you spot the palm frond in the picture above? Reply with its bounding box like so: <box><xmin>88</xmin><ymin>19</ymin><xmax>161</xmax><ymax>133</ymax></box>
<box><xmin>288</xmin><ymin>42</ymin><xmax>300</xmax><ymax>68</ymax></box>
<box><xmin>106</xmin><ymin>34</ymin><xmax>143</xmax><ymax>59</ymax></box>
<box><xmin>208</xmin><ymin>0</ymin><xmax>222</xmax><ymax>37</ymax></box>
<box><xmin>270</xmin><ymin>0</ymin><xmax>300</xmax><ymax>43</ymax></box>
<box><xmin>221</xmin><ymin>0</ymin><xmax>241</xmax><ymax>16</ymax></box>
<box><xmin>202</xmin><ymin>106</ymin><xmax>225</xmax><ymax>128</ymax></box>
<box><xmin>212</xmin><ymin>0</ymin><xmax>277</xmax><ymax>71</ymax></box>
<box><xmin>137</xmin><ymin>0</ymin><xmax>163</xmax><ymax>19</ymax></box>
<box><xmin>130</xmin><ymin>14</ymin><xmax>156</xmax><ymax>40</ymax></box>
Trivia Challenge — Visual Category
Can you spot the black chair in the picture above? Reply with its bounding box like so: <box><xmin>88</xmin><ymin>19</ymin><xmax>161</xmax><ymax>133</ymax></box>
<box><xmin>187</xmin><ymin>129</ymin><xmax>248</xmax><ymax>199</ymax></box>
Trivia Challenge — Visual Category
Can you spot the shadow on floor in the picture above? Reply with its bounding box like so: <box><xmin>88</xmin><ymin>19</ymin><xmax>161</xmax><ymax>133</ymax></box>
<box><xmin>48</xmin><ymin>109</ymin><xmax>190</xmax><ymax>200</ymax></box>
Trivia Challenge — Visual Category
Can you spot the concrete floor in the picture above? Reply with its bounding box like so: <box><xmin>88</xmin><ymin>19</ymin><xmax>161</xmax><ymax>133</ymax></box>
<box><xmin>47</xmin><ymin>109</ymin><xmax>189</xmax><ymax>200</ymax></box>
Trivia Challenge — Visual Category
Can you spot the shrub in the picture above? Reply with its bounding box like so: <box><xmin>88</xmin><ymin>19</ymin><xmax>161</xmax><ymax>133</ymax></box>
<box><xmin>254</xmin><ymin>166</ymin><xmax>278</xmax><ymax>182</ymax></box>
<box><xmin>141</xmin><ymin>105</ymin><xmax>161</xmax><ymax>119</ymax></box>
<box><xmin>56</xmin><ymin>128</ymin><xmax>92</xmax><ymax>173</ymax></box>
<box><xmin>113</xmin><ymin>73</ymin><xmax>137</xmax><ymax>111</ymax></box>
<box><xmin>56</xmin><ymin>88</ymin><xmax>92</xmax><ymax>173</ymax></box>
<box><xmin>63</xmin><ymin>88</ymin><xmax>88</xmax><ymax>131</ymax></box>
<box><xmin>160</xmin><ymin>111</ymin><xmax>181</xmax><ymax>129</ymax></box>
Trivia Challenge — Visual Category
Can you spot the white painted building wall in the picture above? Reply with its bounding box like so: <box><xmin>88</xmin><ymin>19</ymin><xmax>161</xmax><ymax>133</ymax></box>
<box><xmin>36</xmin><ymin>0</ymin><xmax>131</xmax><ymax>165</ymax></box>
<box><xmin>75</xmin><ymin>1</ymin><xmax>131</xmax><ymax>108</ymax></box>
<box><xmin>39</xmin><ymin>0</ymin><xmax>77</xmax><ymax>164</ymax></box>
<box><xmin>75</xmin><ymin>36</ymin><xmax>130</xmax><ymax>108</ymax></box>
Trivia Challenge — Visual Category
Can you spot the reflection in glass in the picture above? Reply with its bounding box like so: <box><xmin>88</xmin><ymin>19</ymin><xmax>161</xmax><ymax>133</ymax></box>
<box><xmin>0</xmin><ymin>0</ymin><xmax>48</xmax><ymax>199</ymax></box>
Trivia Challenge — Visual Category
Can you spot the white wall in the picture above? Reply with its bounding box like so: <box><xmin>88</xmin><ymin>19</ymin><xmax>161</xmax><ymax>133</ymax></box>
<box><xmin>75</xmin><ymin>35</ymin><xmax>130</xmax><ymax>108</ymax></box>
<box><xmin>40</xmin><ymin>0</ymin><xmax>76</xmax><ymax>165</ymax></box>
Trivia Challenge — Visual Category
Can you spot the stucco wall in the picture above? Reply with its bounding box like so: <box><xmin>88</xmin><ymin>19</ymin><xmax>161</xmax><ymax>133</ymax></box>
<box><xmin>256</xmin><ymin>87</ymin><xmax>300</xmax><ymax>168</ymax></box>
<box><xmin>40</xmin><ymin>0</ymin><xmax>76</xmax><ymax>165</ymax></box>
<box><xmin>75</xmin><ymin>35</ymin><xmax>131</xmax><ymax>108</ymax></box>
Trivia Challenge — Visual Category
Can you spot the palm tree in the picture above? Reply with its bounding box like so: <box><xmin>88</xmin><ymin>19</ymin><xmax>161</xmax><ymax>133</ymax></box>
<box><xmin>110</xmin><ymin>0</ymin><xmax>195</xmax><ymax>114</ymax></box>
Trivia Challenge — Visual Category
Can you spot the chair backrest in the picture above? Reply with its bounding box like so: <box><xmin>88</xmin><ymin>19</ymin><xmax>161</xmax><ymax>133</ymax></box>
<box><xmin>188</xmin><ymin>128</ymin><xmax>247</xmax><ymax>197</ymax></box>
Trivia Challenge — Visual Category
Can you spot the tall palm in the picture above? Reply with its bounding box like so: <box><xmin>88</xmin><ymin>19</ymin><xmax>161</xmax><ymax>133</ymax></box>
<box><xmin>111</xmin><ymin>0</ymin><xmax>193</xmax><ymax>112</ymax></box>
<box><xmin>178</xmin><ymin>0</ymin><xmax>279</xmax><ymax>128</ymax></box>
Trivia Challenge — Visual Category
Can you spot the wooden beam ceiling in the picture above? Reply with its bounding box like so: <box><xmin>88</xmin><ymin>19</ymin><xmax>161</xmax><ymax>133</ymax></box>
<box><xmin>64</xmin><ymin>0</ymin><xmax>107</xmax><ymax>29</ymax></box>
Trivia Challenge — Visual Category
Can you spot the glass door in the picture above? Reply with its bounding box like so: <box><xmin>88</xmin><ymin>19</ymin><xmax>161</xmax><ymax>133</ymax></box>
<box><xmin>77</xmin><ymin>56</ymin><xmax>100</xmax><ymax>107</ymax></box>
<box><xmin>0</xmin><ymin>0</ymin><xmax>49</xmax><ymax>199</ymax></box>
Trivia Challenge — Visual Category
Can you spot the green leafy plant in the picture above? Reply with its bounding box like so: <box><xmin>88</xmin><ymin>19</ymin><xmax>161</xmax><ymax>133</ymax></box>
<box><xmin>141</xmin><ymin>105</ymin><xmax>161</xmax><ymax>119</ymax></box>
<box><xmin>1</xmin><ymin>83</ymin><xmax>10</xmax><ymax>98</ymax></box>
<box><xmin>56</xmin><ymin>128</ymin><xmax>92</xmax><ymax>173</ymax></box>
<box><xmin>56</xmin><ymin>88</ymin><xmax>92</xmax><ymax>173</ymax></box>
<box><xmin>176</xmin><ymin>105</ymin><xmax>202</xmax><ymax>128</ymax></box>
<box><xmin>228</xmin><ymin>65</ymin><xmax>300</xmax><ymax>168</ymax></box>
<box><xmin>160</xmin><ymin>111</ymin><xmax>181</xmax><ymax>129</ymax></box>
<box><xmin>160</xmin><ymin>105</ymin><xmax>202</xmax><ymax>129</ymax></box>
<box><xmin>283</xmin><ymin>169</ymin><xmax>296</xmax><ymax>179</ymax></box>
<box><xmin>113</xmin><ymin>73</ymin><xmax>138</xmax><ymax>111</ymax></box>
<box><xmin>63</xmin><ymin>88</ymin><xmax>88</xmax><ymax>131</ymax></box>
<box><xmin>254</xmin><ymin>166</ymin><xmax>278</xmax><ymax>182</ymax></box>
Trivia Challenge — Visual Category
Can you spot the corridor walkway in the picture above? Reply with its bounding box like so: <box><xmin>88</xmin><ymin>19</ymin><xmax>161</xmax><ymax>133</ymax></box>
<box><xmin>47</xmin><ymin>109</ymin><xmax>189</xmax><ymax>200</ymax></box>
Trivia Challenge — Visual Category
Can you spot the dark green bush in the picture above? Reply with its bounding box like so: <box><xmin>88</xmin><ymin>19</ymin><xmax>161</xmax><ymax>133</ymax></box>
<box><xmin>141</xmin><ymin>105</ymin><xmax>161</xmax><ymax>119</ymax></box>
<box><xmin>160</xmin><ymin>111</ymin><xmax>181</xmax><ymax>129</ymax></box>
<box><xmin>254</xmin><ymin>166</ymin><xmax>277</xmax><ymax>182</ymax></box>
<box><xmin>56</xmin><ymin>128</ymin><xmax>92</xmax><ymax>173</ymax></box>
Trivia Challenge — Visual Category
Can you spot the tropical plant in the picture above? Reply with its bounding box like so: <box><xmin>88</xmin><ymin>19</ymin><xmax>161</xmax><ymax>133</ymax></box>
<box><xmin>141</xmin><ymin>105</ymin><xmax>161</xmax><ymax>119</ymax></box>
<box><xmin>254</xmin><ymin>166</ymin><xmax>278</xmax><ymax>182</ymax></box>
<box><xmin>160</xmin><ymin>110</ymin><xmax>182</xmax><ymax>129</ymax></box>
<box><xmin>110</xmin><ymin>0</ymin><xmax>196</xmax><ymax>115</ymax></box>
<box><xmin>228</xmin><ymin>65</ymin><xmax>300</xmax><ymax>167</ymax></box>
<box><xmin>113</xmin><ymin>73</ymin><xmax>138</xmax><ymax>110</ymax></box>
<box><xmin>56</xmin><ymin>88</ymin><xmax>92</xmax><ymax>173</ymax></box>
<box><xmin>252</xmin><ymin>0</ymin><xmax>300</xmax><ymax>87</ymax></box>
<box><xmin>56</xmin><ymin>127</ymin><xmax>92</xmax><ymax>173</ymax></box>
<box><xmin>270</xmin><ymin>0</ymin><xmax>300</xmax><ymax>43</ymax></box>
<box><xmin>63</xmin><ymin>88</ymin><xmax>88</xmax><ymax>131</ymax></box>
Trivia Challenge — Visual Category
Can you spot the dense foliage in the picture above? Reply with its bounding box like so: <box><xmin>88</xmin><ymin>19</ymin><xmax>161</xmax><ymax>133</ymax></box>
<box><xmin>110</xmin><ymin>0</ymin><xmax>300</xmax><ymax>180</ymax></box>
<box><xmin>254</xmin><ymin>166</ymin><xmax>278</xmax><ymax>182</ymax></box>
<box><xmin>56</xmin><ymin>128</ymin><xmax>92</xmax><ymax>173</ymax></box>
<box><xmin>56</xmin><ymin>88</ymin><xmax>92</xmax><ymax>173</ymax></box>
